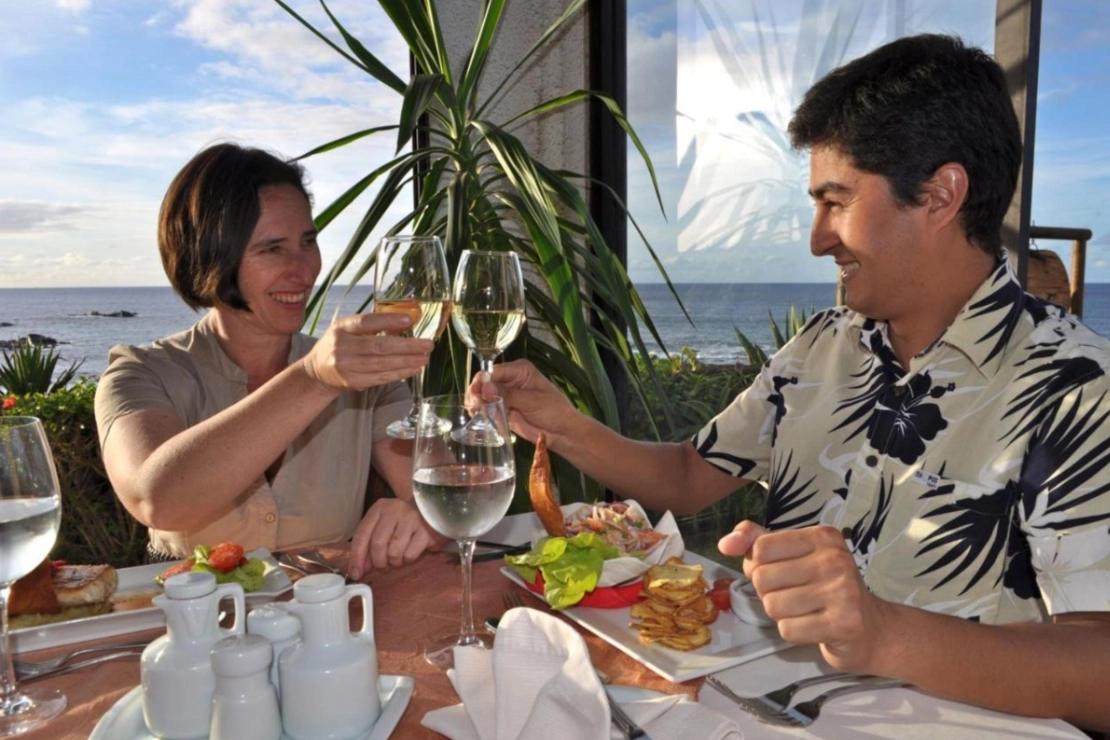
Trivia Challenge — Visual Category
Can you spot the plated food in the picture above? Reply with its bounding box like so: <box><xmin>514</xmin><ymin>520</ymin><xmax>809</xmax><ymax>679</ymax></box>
<box><xmin>10</xmin><ymin>559</ymin><xmax>119</xmax><ymax>629</ymax></box>
<box><xmin>629</xmin><ymin>558</ymin><xmax>718</xmax><ymax>651</ymax></box>
<box><xmin>155</xmin><ymin>542</ymin><xmax>268</xmax><ymax>592</ymax></box>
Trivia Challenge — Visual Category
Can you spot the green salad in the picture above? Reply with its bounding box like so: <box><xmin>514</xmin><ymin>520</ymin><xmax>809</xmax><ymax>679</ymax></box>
<box><xmin>506</xmin><ymin>532</ymin><xmax>626</xmax><ymax>609</ymax></box>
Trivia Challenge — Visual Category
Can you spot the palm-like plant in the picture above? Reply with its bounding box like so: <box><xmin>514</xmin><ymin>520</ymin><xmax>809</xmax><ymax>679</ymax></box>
<box><xmin>0</xmin><ymin>340</ymin><xmax>84</xmax><ymax>396</ymax></box>
<box><xmin>275</xmin><ymin>0</ymin><xmax>684</xmax><ymax>502</ymax></box>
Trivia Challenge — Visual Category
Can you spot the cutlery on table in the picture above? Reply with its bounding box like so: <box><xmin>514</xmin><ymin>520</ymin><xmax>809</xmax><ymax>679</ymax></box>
<box><xmin>13</xmin><ymin>639</ymin><xmax>152</xmax><ymax>679</ymax></box>
<box><xmin>285</xmin><ymin>550</ymin><xmax>359</xmax><ymax>584</ymax></box>
<box><xmin>704</xmin><ymin>671</ymin><xmax>871</xmax><ymax>719</ymax></box>
<box><xmin>472</xmin><ymin>541</ymin><xmax>531</xmax><ymax>563</ymax></box>
<box><xmin>18</xmin><ymin>650</ymin><xmax>144</xmax><ymax>683</ymax></box>
<box><xmin>606</xmin><ymin>687</ymin><xmax>654</xmax><ymax>740</ymax></box>
<box><xmin>706</xmin><ymin>673</ymin><xmax>909</xmax><ymax>726</ymax></box>
<box><xmin>779</xmin><ymin>679</ymin><xmax>912</xmax><ymax>727</ymax></box>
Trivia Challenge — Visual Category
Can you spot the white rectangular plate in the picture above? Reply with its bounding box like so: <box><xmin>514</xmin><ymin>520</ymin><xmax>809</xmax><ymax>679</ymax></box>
<box><xmin>12</xmin><ymin>548</ymin><xmax>292</xmax><ymax>654</ymax></box>
<box><xmin>501</xmin><ymin>552</ymin><xmax>788</xmax><ymax>683</ymax></box>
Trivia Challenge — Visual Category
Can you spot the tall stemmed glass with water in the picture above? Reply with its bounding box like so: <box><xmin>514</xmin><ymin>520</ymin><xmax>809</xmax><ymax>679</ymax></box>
<box><xmin>374</xmin><ymin>236</ymin><xmax>451</xmax><ymax>439</ymax></box>
<box><xmin>0</xmin><ymin>418</ymin><xmax>65</xmax><ymax>736</ymax></box>
<box><xmin>450</xmin><ymin>250</ymin><xmax>525</xmax><ymax>445</ymax></box>
<box><xmin>412</xmin><ymin>395</ymin><xmax>515</xmax><ymax>669</ymax></box>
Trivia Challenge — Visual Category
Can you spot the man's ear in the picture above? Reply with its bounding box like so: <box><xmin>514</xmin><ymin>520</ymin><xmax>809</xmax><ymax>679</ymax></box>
<box><xmin>924</xmin><ymin>162</ymin><xmax>969</xmax><ymax>231</ymax></box>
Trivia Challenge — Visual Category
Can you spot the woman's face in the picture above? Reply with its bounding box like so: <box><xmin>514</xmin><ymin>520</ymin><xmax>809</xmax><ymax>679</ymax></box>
<box><xmin>233</xmin><ymin>183</ymin><xmax>321</xmax><ymax>338</ymax></box>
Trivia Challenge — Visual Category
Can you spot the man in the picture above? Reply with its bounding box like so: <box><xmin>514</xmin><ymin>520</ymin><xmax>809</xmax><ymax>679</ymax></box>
<box><xmin>474</xmin><ymin>35</ymin><xmax>1110</xmax><ymax>730</ymax></box>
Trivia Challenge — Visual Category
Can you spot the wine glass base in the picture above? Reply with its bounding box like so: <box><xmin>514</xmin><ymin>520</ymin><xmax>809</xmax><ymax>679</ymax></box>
<box><xmin>387</xmin><ymin>414</ymin><xmax>451</xmax><ymax>440</ymax></box>
<box><xmin>423</xmin><ymin>631</ymin><xmax>494</xmax><ymax>670</ymax></box>
<box><xmin>449</xmin><ymin>425</ymin><xmax>506</xmax><ymax>447</ymax></box>
<box><xmin>0</xmin><ymin>688</ymin><xmax>66</xmax><ymax>737</ymax></box>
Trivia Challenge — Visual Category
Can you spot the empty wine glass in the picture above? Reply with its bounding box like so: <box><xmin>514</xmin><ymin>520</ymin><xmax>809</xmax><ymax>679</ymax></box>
<box><xmin>373</xmin><ymin>235</ymin><xmax>451</xmax><ymax>439</ymax></box>
<box><xmin>411</xmin><ymin>395</ymin><xmax>515</xmax><ymax>669</ymax></box>
<box><xmin>449</xmin><ymin>250</ymin><xmax>525</xmax><ymax>445</ymax></box>
<box><xmin>0</xmin><ymin>417</ymin><xmax>65</xmax><ymax>736</ymax></box>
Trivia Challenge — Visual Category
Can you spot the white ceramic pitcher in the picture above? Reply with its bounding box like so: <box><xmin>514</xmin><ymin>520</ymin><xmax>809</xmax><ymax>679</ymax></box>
<box><xmin>279</xmin><ymin>573</ymin><xmax>379</xmax><ymax>740</ymax></box>
<box><xmin>141</xmin><ymin>571</ymin><xmax>246</xmax><ymax>739</ymax></box>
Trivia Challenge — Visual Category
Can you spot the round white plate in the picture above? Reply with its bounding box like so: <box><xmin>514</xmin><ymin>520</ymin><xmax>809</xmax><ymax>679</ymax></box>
<box><xmin>90</xmin><ymin>675</ymin><xmax>413</xmax><ymax>740</ymax></box>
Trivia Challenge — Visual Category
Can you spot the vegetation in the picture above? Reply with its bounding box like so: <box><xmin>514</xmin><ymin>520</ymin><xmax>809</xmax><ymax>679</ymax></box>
<box><xmin>0</xmin><ymin>339</ymin><xmax>84</xmax><ymax>396</ymax></box>
<box><xmin>275</xmin><ymin>0</ymin><xmax>684</xmax><ymax>505</ymax></box>
<box><xmin>4</xmin><ymin>383</ymin><xmax>147</xmax><ymax>568</ymax></box>
<box><xmin>734</xmin><ymin>305</ymin><xmax>810</xmax><ymax>366</ymax></box>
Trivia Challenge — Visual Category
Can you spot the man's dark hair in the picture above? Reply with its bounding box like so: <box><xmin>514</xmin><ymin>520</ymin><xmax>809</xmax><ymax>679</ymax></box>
<box><xmin>158</xmin><ymin>143</ymin><xmax>311</xmax><ymax>311</ymax></box>
<box><xmin>788</xmin><ymin>34</ymin><xmax>1021</xmax><ymax>253</ymax></box>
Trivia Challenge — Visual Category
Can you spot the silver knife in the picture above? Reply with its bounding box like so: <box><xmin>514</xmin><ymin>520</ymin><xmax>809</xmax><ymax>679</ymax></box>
<box><xmin>606</xmin><ymin>687</ymin><xmax>655</xmax><ymax>740</ymax></box>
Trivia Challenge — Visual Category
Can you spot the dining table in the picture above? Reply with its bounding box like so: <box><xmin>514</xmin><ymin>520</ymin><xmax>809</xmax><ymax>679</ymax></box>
<box><xmin>15</xmin><ymin>513</ymin><xmax>1092</xmax><ymax>740</ymax></box>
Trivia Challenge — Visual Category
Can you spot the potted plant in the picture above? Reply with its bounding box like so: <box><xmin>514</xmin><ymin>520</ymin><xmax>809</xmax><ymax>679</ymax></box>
<box><xmin>276</xmin><ymin>0</ymin><xmax>684</xmax><ymax>503</ymax></box>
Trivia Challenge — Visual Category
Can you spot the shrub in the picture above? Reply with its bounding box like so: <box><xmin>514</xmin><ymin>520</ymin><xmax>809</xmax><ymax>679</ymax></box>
<box><xmin>626</xmin><ymin>347</ymin><xmax>766</xmax><ymax>566</ymax></box>
<box><xmin>0</xmin><ymin>339</ymin><xmax>84</xmax><ymax>395</ymax></box>
<box><xmin>5</xmin><ymin>382</ymin><xmax>148</xmax><ymax>568</ymax></box>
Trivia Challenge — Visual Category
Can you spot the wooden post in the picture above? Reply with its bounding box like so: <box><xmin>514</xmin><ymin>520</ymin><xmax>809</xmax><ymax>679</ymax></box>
<box><xmin>1072</xmin><ymin>238</ymin><xmax>1087</xmax><ymax>317</ymax></box>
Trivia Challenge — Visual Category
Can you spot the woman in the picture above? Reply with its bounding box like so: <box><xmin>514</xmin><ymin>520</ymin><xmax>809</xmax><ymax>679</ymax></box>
<box><xmin>95</xmin><ymin>143</ymin><xmax>441</xmax><ymax>577</ymax></box>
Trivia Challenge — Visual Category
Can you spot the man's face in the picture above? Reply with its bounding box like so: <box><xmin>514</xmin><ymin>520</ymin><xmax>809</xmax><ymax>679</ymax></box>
<box><xmin>808</xmin><ymin>145</ymin><xmax>929</xmax><ymax>322</ymax></box>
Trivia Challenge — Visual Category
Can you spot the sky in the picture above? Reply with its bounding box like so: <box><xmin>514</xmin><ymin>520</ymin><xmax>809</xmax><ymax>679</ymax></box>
<box><xmin>0</xmin><ymin>0</ymin><xmax>1107</xmax><ymax>287</ymax></box>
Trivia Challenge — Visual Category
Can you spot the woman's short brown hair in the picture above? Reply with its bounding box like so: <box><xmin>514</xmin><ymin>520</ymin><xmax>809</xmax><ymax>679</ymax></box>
<box><xmin>158</xmin><ymin>143</ymin><xmax>311</xmax><ymax>311</ymax></box>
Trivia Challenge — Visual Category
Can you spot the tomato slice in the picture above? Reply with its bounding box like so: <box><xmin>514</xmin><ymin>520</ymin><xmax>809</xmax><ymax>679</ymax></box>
<box><xmin>713</xmin><ymin>578</ymin><xmax>735</xmax><ymax>590</ymax></box>
<box><xmin>708</xmin><ymin>588</ymin><xmax>732</xmax><ymax>611</ymax></box>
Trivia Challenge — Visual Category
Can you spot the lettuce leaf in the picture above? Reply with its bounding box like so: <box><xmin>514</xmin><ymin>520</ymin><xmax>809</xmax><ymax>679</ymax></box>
<box><xmin>507</xmin><ymin>532</ymin><xmax>623</xmax><ymax>609</ymax></box>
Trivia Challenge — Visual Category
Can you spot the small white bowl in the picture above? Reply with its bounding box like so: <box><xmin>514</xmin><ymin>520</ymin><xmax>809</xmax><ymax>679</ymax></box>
<box><xmin>729</xmin><ymin>578</ymin><xmax>775</xmax><ymax>627</ymax></box>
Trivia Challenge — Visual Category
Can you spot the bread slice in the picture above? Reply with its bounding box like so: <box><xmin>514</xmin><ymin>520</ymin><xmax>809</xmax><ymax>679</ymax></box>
<box><xmin>53</xmin><ymin>564</ymin><xmax>118</xmax><ymax>608</ymax></box>
<box><xmin>8</xmin><ymin>560</ymin><xmax>60</xmax><ymax>617</ymax></box>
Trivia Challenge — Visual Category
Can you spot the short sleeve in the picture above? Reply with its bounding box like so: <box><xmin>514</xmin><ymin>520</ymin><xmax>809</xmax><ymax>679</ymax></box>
<box><xmin>94</xmin><ymin>345</ymin><xmax>178</xmax><ymax>447</ymax></box>
<box><xmin>1021</xmin><ymin>376</ymin><xmax>1110</xmax><ymax>615</ymax></box>
<box><xmin>369</xmin><ymin>380</ymin><xmax>412</xmax><ymax>440</ymax></box>
<box><xmin>690</xmin><ymin>358</ymin><xmax>777</xmax><ymax>482</ymax></box>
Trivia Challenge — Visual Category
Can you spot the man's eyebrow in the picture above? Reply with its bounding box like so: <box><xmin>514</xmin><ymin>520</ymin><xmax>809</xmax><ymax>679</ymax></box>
<box><xmin>808</xmin><ymin>182</ymin><xmax>850</xmax><ymax>200</ymax></box>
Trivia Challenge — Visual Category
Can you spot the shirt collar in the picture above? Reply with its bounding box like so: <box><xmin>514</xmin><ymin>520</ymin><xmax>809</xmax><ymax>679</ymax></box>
<box><xmin>847</xmin><ymin>258</ymin><xmax>1024</xmax><ymax>379</ymax></box>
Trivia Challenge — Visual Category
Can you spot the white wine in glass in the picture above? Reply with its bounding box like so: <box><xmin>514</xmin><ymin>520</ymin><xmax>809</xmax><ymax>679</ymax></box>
<box><xmin>412</xmin><ymin>395</ymin><xmax>515</xmax><ymax>669</ymax></box>
<box><xmin>0</xmin><ymin>417</ymin><xmax>66</xmax><ymax>737</ymax></box>
<box><xmin>373</xmin><ymin>236</ymin><xmax>451</xmax><ymax>439</ymax></box>
<box><xmin>450</xmin><ymin>250</ymin><xmax>525</xmax><ymax>445</ymax></box>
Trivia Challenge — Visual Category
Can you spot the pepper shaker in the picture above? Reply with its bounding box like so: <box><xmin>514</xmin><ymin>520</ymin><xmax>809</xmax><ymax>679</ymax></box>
<box><xmin>247</xmin><ymin>603</ymin><xmax>301</xmax><ymax>693</ymax></box>
<box><xmin>210</xmin><ymin>634</ymin><xmax>282</xmax><ymax>740</ymax></box>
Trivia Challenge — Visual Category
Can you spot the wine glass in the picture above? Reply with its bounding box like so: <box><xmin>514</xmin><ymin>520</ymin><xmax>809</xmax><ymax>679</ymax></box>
<box><xmin>0</xmin><ymin>417</ymin><xmax>65</xmax><ymax>736</ymax></box>
<box><xmin>411</xmin><ymin>394</ymin><xmax>515</xmax><ymax>669</ymax></box>
<box><xmin>449</xmin><ymin>250</ymin><xmax>526</xmax><ymax>445</ymax></box>
<box><xmin>373</xmin><ymin>235</ymin><xmax>452</xmax><ymax>439</ymax></box>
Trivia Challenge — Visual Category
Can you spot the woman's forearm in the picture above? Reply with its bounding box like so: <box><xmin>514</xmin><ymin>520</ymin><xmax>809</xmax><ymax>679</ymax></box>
<box><xmin>125</xmin><ymin>359</ymin><xmax>338</xmax><ymax>530</ymax></box>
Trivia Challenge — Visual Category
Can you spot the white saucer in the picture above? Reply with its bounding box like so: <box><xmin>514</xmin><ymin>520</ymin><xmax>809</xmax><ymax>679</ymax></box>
<box><xmin>90</xmin><ymin>674</ymin><xmax>414</xmax><ymax>740</ymax></box>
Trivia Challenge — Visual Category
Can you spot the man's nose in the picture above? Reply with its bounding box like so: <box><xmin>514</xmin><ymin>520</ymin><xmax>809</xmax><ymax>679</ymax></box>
<box><xmin>810</xmin><ymin>210</ymin><xmax>838</xmax><ymax>257</ymax></box>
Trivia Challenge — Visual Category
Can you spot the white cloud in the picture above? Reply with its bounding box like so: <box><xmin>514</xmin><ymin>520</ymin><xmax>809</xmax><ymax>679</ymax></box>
<box><xmin>0</xmin><ymin>202</ymin><xmax>95</xmax><ymax>233</ymax></box>
<box><xmin>56</xmin><ymin>0</ymin><xmax>90</xmax><ymax>11</ymax></box>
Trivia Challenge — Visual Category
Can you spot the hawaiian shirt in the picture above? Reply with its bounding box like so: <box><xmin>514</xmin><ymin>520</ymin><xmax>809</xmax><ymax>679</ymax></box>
<box><xmin>693</xmin><ymin>260</ymin><xmax>1110</xmax><ymax>625</ymax></box>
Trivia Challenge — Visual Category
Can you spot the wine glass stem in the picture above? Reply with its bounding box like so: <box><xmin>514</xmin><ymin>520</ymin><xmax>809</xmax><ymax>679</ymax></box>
<box><xmin>0</xmin><ymin>586</ymin><xmax>17</xmax><ymax>707</ymax></box>
<box><xmin>407</xmin><ymin>366</ymin><xmax>427</xmax><ymax>424</ymax></box>
<box><xmin>457</xmin><ymin>539</ymin><xmax>479</xmax><ymax>647</ymax></box>
<box><xmin>478</xmin><ymin>357</ymin><xmax>495</xmax><ymax>377</ymax></box>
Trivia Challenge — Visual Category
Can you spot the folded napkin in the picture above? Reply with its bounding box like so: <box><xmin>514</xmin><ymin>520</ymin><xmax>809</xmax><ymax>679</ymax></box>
<box><xmin>422</xmin><ymin>607</ymin><xmax>743</xmax><ymax>740</ymax></box>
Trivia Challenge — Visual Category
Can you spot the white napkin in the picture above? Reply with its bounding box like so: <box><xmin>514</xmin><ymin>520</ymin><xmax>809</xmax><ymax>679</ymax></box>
<box><xmin>421</xmin><ymin>607</ymin><xmax>743</xmax><ymax>740</ymax></box>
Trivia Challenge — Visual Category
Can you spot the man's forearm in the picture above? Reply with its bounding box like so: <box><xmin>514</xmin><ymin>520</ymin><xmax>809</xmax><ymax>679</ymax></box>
<box><xmin>873</xmin><ymin>603</ymin><xmax>1110</xmax><ymax>731</ymax></box>
<box><xmin>545</xmin><ymin>414</ymin><xmax>731</xmax><ymax>515</ymax></box>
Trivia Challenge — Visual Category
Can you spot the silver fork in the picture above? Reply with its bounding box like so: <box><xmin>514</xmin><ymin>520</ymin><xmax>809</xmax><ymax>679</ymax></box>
<box><xmin>13</xmin><ymin>639</ymin><xmax>151</xmax><ymax>679</ymax></box>
<box><xmin>778</xmin><ymin>679</ymin><xmax>911</xmax><ymax>727</ymax></box>
<box><xmin>705</xmin><ymin>671</ymin><xmax>871</xmax><ymax>721</ymax></box>
<box><xmin>18</xmin><ymin>650</ymin><xmax>145</xmax><ymax>683</ymax></box>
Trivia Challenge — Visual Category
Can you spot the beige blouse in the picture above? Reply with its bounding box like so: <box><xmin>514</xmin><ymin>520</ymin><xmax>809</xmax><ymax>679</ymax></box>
<box><xmin>94</xmin><ymin>312</ymin><xmax>410</xmax><ymax>557</ymax></box>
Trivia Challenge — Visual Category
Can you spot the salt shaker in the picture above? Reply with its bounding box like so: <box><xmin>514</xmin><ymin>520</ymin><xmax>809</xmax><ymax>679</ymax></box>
<box><xmin>210</xmin><ymin>634</ymin><xmax>282</xmax><ymax>740</ymax></box>
<box><xmin>247</xmin><ymin>603</ymin><xmax>301</xmax><ymax>692</ymax></box>
<box><xmin>142</xmin><ymin>571</ymin><xmax>245</xmax><ymax>739</ymax></box>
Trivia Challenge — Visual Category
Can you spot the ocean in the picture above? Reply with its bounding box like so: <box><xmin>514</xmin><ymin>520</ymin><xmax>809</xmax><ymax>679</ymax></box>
<box><xmin>3</xmin><ymin>284</ymin><xmax>1110</xmax><ymax>378</ymax></box>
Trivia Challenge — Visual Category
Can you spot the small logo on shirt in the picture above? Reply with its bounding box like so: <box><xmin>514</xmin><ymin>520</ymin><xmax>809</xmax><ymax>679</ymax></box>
<box><xmin>912</xmin><ymin>469</ymin><xmax>942</xmax><ymax>490</ymax></box>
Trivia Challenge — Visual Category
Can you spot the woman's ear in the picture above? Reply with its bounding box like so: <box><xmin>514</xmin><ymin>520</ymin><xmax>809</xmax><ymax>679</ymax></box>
<box><xmin>924</xmin><ymin>162</ymin><xmax>969</xmax><ymax>231</ymax></box>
